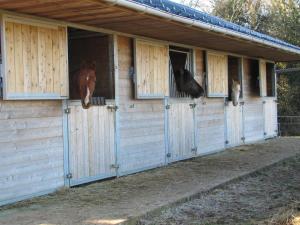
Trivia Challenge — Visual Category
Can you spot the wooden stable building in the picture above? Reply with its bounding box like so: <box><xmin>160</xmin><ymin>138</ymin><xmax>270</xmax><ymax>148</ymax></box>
<box><xmin>0</xmin><ymin>0</ymin><xmax>300</xmax><ymax>206</ymax></box>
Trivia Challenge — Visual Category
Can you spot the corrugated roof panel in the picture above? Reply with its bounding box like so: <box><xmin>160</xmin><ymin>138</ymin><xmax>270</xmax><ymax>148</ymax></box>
<box><xmin>131</xmin><ymin>0</ymin><xmax>300</xmax><ymax>52</ymax></box>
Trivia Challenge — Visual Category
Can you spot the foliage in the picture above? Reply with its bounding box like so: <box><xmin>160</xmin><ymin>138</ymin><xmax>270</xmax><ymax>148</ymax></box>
<box><xmin>277</xmin><ymin>75</ymin><xmax>300</xmax><ymax>116</ymax></box>
<box><xmin>212</xmin><ymin>0</ymin><xmax>272</xmax><ymax>33</ymax></box>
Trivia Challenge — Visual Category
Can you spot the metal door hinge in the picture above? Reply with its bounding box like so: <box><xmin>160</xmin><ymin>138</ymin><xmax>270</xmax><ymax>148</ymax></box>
<box><xmin>110</xmin><ymin>164</ymin><xmax>120</xmax><ymax>169</ymax></box>
<box><xmin>166</xmin><ymin>153</ymin><xmax>171</xmax><ymax>158</ymax></box>
<box><xmin>189</xmin><ymin>103</ymin><xmax>197</xmax><ymax>109</ymax></box>
<box><xmin>264</xmin><ymin>132</ymin><xmax>267</xmax><ymax>136</ymax></box>
<box><xmin>165</xmin><ymin>104</ymin><xmax>171</xmax><ymax>110</ymax></box>
<box><xmin>64</xmin><ymin>108</ymin><xmax>71</xmax><ymax>114</ymax></box>
<box><xmin>191</xmin><ymin>147</ymin><xmax>197</xmax><ymax>152</ymax></box>
<box><xmin>225</xmin><ymin>140</ymin><xmax>229</xmax><ymax>144</ymax></box>
<box><xmin>263</xmin><ymin>101</ymin><xmax>266</xmax><ymax>104</ymax></box>
<box><xmin>66</xmin><ymin>173</ymin><xmax>72</xmax><ymax>179</ymax></box>
<box><xmin>107</xmin><ymin>105</ymin><xmax>118</xmax><ymax>112</ymax></box>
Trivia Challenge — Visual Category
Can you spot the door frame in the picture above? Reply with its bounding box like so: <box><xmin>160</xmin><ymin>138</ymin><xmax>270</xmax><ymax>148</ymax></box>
<box><xmin>62</xmin><ymin>33</ymin><xmax>120</xmax><ymax>187</ymax></box>
<box><xmin>165</xmin><ymin>98</ymin><xmax>197</xmax><ymax>163</ymax></box>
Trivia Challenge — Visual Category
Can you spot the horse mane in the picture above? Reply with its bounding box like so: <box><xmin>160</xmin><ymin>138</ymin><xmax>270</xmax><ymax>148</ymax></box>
<box><xmin>174</xmin><ymin>68</ymin><xmax>204</xmax><ymax>98</ymax></box>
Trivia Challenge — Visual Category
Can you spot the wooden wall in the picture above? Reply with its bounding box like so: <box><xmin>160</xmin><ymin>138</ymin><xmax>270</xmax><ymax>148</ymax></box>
<box><xmin>194</xmin><ymin>51</ymin><xmax>226</xmax><ymax>154</ymax></box>
<box><xmin>117</xmin><ymin>36</ymin><xmax>166</xmax><ymax>175</ymax></box>
<box><xmin>194</xmin><ymin>49</ymin><xmax>205</xmax><ymax>87</ymax></box>
<box><xmin>259</xmin><ymin>60</ymin><xmax>267</xmax><ymax>97</ymax></box>
<box><xmin>0</xmin><ymin>100</ymin><xmax>64</xmax><ymax>205</ymax></box>
<box><xmin>206</xmin><ymin>52</ymin><xmax>228</xmax><ymax>97</ymax></box>
<box><xmin>195</xmin><ymin>98</ymin><xmax>225</xmax><ymax>155</ymax></box>
<box><xmin>3</xmin><ymin>18</ymin><xmax>68</xmax><ymax>99</ymax></box>
<box><xmin>135</xmin><ymin>39</ymin><xmax>169</xmax><ymax>99</ymax></box>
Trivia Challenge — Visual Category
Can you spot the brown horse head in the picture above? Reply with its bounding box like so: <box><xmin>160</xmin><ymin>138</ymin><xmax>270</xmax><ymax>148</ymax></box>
<box><xmin>75</xmin><ymin>61</ymin><xmax>97</xmax><ymax>109</ymax></box>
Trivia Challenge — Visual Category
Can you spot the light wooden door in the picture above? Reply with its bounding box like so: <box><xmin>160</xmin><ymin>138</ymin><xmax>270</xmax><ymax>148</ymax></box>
<box><xmin>225</xmin><ymin>102</ymin><xmax>244</xmax><ymax>147</ymax></box>
<box><xmin>167</xmin><ymin>101</ymin><xmax>196</xmax><ymax>162</ymax></box>
<box><xmin>67</xmin><ymin>101</ymin><xmax>116</xmax><ymax>186</ymax></box>
<box><xmin>243</xmin><ymin>100</ymin><xmax>264</xmax><ymax>143</ymax></box>
<box><xmin>264</xmin><ymin>99</ymin><xmax>278</xmax><ymax>138</ymax></box>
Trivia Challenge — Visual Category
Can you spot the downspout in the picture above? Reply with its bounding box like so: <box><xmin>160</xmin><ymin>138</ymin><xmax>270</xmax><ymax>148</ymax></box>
<box><xmin>101</xmin><ymin>0</ymin><xmax>300</xmax><ymax>57</ymax></box>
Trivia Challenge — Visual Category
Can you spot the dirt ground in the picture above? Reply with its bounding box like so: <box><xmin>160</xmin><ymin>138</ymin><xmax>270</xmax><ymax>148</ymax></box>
<box><xmin>137</xmin><ymin>155</ymin><xmax>300</xmax><ymax>225</ymax></box>
<box><xmin>0</xmin><ymin>137</ymin><xmax>299</xmax><ymax>225</ymax></box>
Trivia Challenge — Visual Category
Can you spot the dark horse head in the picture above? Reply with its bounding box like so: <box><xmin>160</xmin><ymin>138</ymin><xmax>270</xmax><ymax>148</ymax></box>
<box><xmin>174</xmin><ymin>68</ymin><xmax>204</xmax><ymax>98</ymax></box>
<box><xmin>71</xmin><ymin>61</ymin><xmax>97</xmax><ymax>109</ymax></box>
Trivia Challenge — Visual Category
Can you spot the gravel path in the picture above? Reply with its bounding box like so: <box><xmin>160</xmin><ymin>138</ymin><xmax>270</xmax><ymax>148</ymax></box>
<box><xmin>0</xmin><ymin>137</ymin><xmax>299</xmax><ymax>225</ymax></box>
<box><xmin>138</xmin><ymin>155</ymin><xmax>300</xmax><ymax>225</ymax></box>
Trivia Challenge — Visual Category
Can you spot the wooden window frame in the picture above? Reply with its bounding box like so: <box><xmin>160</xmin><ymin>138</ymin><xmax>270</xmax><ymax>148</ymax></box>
<box><xmin>134</xmin><ymin>39</ymin><xmax>169</xmax><ymax>99</ymax></box>
<box><xmin>206</xmin><ymin>51</ymin><xmax>228</xmax><ymax>98</ymax></box>
<box><xmin>169</xmin><ymin>46</ymin><xmax>194</xmax><ymax>99</ymax></box>
<box><xmin>0</xmin><ymin>14</ymin><xmax>69</xmax><ymax>100</ymax></box>
<box><xmin>266</xmin><ymin>62</ymin><xmax>276</xmax><ymax>97</ymax></box>
<box><xmin>227</xmin><ymin>55</ymin><xmax>244</xmax><ymax>99</ymax></box>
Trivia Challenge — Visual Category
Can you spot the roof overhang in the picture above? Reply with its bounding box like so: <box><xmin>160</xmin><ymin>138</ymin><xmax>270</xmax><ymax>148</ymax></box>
<box><xmin>0</xmin><ymin>0</ymin><xmax>299</xmax><ymax>62</ymax></box>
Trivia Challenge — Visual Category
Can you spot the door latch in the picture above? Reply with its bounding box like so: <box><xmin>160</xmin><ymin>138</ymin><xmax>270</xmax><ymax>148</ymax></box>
<box><xmin>107</xmin><ymin>105</ymin><xmax>118</xmax><ymax>112</ymax></box>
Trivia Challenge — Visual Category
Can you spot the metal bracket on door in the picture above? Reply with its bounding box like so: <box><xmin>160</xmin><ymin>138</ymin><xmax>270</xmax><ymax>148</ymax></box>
<box><xmin>191</xmin><ymin>147</ymin><xmax>197</xmax><ymax>153</ymax></box>
<box><xmin>189</xmin><ymin>103</ymin><xmax>197</xmax><ymax>109</ymax></box>
<box><xmin>66</xmin><ymin>173</ymin><xmax>73</xmax><ymax>179</ymax></box>
<box><xmin>165</xmin><ymin>104</ymin><xmax>171</xmax><ymax>110</ymax></box>
<box><xmin>107</xmin><ymin>105</ymin><xmax>118</xmax><ymax>112</ymax></box>
<box><xmin>64</xmin><ymin>108</ymin><xmax>71</xmax><ymax>114</ymax></box>
<box><xmin>110</xmin><ymin>164</ymin><xmax>120</xmax><ymax>169</ymax></box>
<box><xmin>166</xmin><ymin>153</ymin><xmax>171</xmax><ymax>158</ymax></box>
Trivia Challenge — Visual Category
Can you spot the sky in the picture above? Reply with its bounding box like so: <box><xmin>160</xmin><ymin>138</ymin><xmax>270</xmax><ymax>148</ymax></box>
<box><xmin>170</xmin><ymin>0</ymin><xmax>213</xmax><ymax>13</ymax></box>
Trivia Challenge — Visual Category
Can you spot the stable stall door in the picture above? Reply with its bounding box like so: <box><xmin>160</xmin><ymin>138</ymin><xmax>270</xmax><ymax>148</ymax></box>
<box><xmin>66</xmin><ymin>101</ymin><xmax>116</xmax><ymax>186</ymax></box>
<box><xmin>264</xmin><ymin>99</ymin><xmax>278</xmax><ymax>138</ymax></box>
<box><xmin>225</xmin><ymin>102</ymin><xmax>244</xmax><ymax>147</ymax></box>
<box><xmin>167</xmin><ymin>102</ymin><xmax>196</xmax><ymax>162</ymax></box>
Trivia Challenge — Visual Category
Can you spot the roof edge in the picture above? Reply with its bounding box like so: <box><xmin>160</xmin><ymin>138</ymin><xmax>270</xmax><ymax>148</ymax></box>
<box><xmin>101</xmin><ymin>0</ymin><xmax>300</xmax><ymax>58</ymax></box>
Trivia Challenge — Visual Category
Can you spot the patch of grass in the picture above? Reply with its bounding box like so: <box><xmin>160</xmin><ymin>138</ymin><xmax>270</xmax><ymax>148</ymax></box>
<box><xmin>265</xmin><ymin>202</ymin><xmax>300</xmax><ymax>225</ymax></box>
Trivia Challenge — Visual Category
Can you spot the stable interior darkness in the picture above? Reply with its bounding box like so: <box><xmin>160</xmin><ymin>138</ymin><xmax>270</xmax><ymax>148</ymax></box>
<box><xmin>228</xmin><ymin>56</ymin><xmax>242</xmax><ymax>100</ymax></box>
<box><xmin>169</xmin><ymin>46</ymin><xmax>193</xmax><ymax>98</ymax></box>
<box><xmin>266</xmin><ymin>62</ymin><xmax>276</xmax><ymax>97</ymax></box>
<box><xmin>68</xmin><ymin>27</ymin><xmax>114</xmax><ymax>100</ymax></box>
<box><xmin>249</xmin><ymin>59</ymin><xmax>260</xmax><ymax>96</ymax></box>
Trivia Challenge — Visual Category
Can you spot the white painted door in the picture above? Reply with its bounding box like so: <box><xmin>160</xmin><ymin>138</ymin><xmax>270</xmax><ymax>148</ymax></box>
<box><xmin>167</xmin><ymin>101</ymin><xmax>196</xmax><ymax>162</ymax></box>
<box><xmin>264</xmin><ymin>99</ymin><xmax>278</xmax><ymax>138</ymax></box>
<box><xmin>196</xmin><ymin>99</ymin><xmax>226</xmax><ymax>155</ymax></box>
<box><xmin>66</xmin><ymin>100</ymin><xmax>116</xmax><ymax>186</ymax></box>
<box><xmin>243</xmin><ymin>100</ymin><xmax>264</xmax><ymax>143</ymax></box>
<box><xmin>225</xmin><ymin>102</ymin><xmax>244</xmax><ymax>147</ymax></box>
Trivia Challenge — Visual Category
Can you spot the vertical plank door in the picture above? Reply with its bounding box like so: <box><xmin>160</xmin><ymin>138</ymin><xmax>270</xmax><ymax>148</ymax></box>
<box><xmin>264</xmin><ymin>99</ymin><xmax>278</xmax><ymax>138</ymax></box>
<box><xmin>167</xmin><ymin>101</ymin><xmax>196</xmax><ymax>162</ymax></box>
<box><xmin>67</xmin><ymin>101</ymin><xmax>116</xmax><ymax>186</ymax></box>
<box><xmin>225</xmin><ymin>102</ymin><xmax>244</xmax><ymax>147</ymax></box>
